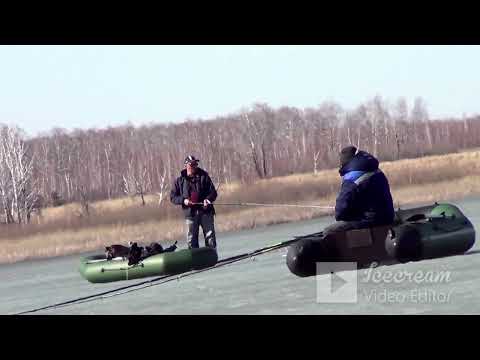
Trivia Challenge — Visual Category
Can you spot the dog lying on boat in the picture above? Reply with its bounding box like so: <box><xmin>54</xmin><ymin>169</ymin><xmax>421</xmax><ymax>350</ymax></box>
<box><xmin>105</xmin><ymin>242</ymin><xmax>147</xmax><ymax>262</ymax></box>
<box><xmin>145</xmin><ymin>241</ymin><xmax>178</xmax><ymax>256</ymax></box>
<box><xmin>106</xmin><ymin>241</ymin><xmax>179</xmax><ymax>265</ymax></box>
<box><xmin>105</xmin><ymin>244</ymin><xmax>130</xmax><ymax>260</ymax></box>
<box><xmin>128</xmin><ymin>241</ymin><xmax>179</xmax><ymax>265</ymax></box>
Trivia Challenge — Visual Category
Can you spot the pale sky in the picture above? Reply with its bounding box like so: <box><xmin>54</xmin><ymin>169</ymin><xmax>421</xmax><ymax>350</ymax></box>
<box><xmin>0</xmin><ymin>45</ymin><xmax>479</xmax><ymax>137</ymax></box>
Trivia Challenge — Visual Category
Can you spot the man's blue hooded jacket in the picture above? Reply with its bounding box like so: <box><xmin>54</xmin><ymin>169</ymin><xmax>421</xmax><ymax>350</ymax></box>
<box><xmin>335</xmin><ymin>150</ymin><xmax>395</xmax><ymax>225</ymax></box>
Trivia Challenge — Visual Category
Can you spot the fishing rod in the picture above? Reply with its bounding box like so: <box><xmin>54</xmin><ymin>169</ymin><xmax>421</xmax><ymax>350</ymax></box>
<box><xmin>191</xmin><ymin>202</ymin><xmax>334</xmax><ymax>210</ymax></box>
<box><xmin>49</xmin><ymin>239</ymin><xmax>306</xmax><ymax>310</ymax></box>
<box><xmin>14</xmin><ymin>231</ymin><xmax>322</xmax><ymax>315</ymax></box>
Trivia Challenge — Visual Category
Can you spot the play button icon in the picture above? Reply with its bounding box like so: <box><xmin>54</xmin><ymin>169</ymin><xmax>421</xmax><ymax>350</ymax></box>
<box><xmin>331</xmin><ymin>272</ymin><xmax>348</xmax><ymax>293</ymax></box>
<box><xmin>316</xmin><ymin>262</ymin><xmax>358</xmax><ymax>303</ymax></box>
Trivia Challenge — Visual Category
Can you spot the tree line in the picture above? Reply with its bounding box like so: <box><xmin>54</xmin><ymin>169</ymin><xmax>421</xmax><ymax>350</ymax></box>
<box><xmin>1</xmin><ymin>95</ymin><xmax>480</xmax><ymax>224</ymax></box>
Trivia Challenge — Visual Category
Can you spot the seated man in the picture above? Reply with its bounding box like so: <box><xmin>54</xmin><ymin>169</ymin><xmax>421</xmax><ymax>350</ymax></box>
<box><xmin>324</xmin><ymin>146</ymin><xmax>395</xmax><ymax>235</ymax></box>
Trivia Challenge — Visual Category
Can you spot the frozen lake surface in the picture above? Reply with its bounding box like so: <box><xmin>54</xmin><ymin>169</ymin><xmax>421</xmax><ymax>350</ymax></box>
<box><xmin>2</xmin><ymin>197</ymin><xmax>480</xmax><ymax>315</ymax></box>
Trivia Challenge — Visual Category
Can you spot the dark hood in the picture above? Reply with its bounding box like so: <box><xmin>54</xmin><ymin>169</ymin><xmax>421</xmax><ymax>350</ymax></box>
<box><xmin>339</xmin><ymin>150</ymin><xmax>379</xmax><ymax>176</ymax></box>
<box><xmin>181</xmin><ymin>167</ymin><xmax>208</xmax><ymax>178</ymax></box>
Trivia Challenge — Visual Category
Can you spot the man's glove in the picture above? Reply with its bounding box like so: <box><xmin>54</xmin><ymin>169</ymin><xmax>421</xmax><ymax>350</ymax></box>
<box><xmin>203</xmin><ymin>199</ymin><xmax>212</xmax><ymax>208</ymax></box>
<box><xmin>184</xmin><ymin>198</ymin><xmax>191</xmax><ymax>206</ymax></box>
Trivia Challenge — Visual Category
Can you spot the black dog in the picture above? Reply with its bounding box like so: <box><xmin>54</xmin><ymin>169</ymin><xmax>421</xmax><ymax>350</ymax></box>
<box><xmin>105</xmin><ymin>244</ymin><xmax>130</xmax><ymax>260</ymax></box>
<box><xmin>127</xmin><ymin>242</ymin><xmax>144</xmax><ymax>266</ymax></box>
<box><xmin>106</xmin><ymin>241</ymin><xmax>178</xmax><ymax>266</ymax></box>
<box><xmin>145</xmin><ymin>241</ymin><xmax>178</xmax><ymax>257</ymax></box>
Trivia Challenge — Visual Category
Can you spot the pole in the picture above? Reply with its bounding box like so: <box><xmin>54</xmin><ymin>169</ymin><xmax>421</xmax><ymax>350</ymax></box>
<box><xmin>191</xmin><ymin>202</ymin><xmax>334</xmax><ymax>210</ymax></box>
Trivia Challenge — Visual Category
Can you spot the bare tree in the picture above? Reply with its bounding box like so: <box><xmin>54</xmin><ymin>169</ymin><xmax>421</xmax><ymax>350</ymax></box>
<box><xmin>313</xmin><ymin>151</ymin><xmax>321</xmax><ymax>174</ymax></box>
<box><xmin>122</xmin><ymin>159</ymin><xmax>149</xmax><ymax>206</ymax></box>
<box><xmin>366</xmin><ymin>96</ymin><xmax>389</xmax><ymax>158</ymax></box>
<box><xmin>409</xmin><ymin>97</ymin><xmax>431</xmax><ymax>155</ymax></box>
<box><xmin>156</xmin><ymin>165</ymin><xmax>168</xmax><ymax>206</ymax></box>
<box><xmin>243</xmin><ymin>112</ymin><xmax>266</xmax><ymax>179</ymax></box>
<box><xmin>392</xmin><ymin>97</ymin><xmax>409</xmax><ymax>159</ymax></box>
<box><xmin>0</xmin><ymin>131</ymin><xmax>14</xmax><ymax>224</ymax></box>
<box><xmin>0</xmin><ymin>125</ymin><xmax>35</xmax><ymax>224</ymax></box>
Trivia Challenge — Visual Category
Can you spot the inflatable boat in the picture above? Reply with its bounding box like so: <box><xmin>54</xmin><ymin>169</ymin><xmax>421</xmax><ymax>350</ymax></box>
<box><xmin>79</xmin><ymin>247</ymin><xmax>218</xmax><ymax>283</ymax></box>
<box><xmin>286</xmin><ymin>203</ymin><xmax>476</xmax><ymax>277</ymax></box>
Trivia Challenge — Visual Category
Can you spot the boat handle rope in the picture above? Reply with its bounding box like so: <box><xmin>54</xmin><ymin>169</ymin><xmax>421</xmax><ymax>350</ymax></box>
<box><xmin>101</xmin><ymin>263</ymin><xmax>145</xmax><ymax>272</ymax></box>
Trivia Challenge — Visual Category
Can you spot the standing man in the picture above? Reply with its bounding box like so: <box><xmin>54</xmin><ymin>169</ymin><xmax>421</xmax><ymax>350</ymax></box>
<box><xmin>170</xmin><ymin>155</ymin><xmax>218</xmax><ymax>249</ymax></box>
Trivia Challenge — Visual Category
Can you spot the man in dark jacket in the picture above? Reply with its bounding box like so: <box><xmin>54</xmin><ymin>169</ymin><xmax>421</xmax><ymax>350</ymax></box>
<box><xmin>324</xmin><ymin>146</ymin><xmax>395</xmax><ymax>234</ymax></box>
<box><xmin>170</xmin><ymin>155</ymin><xmax>218</xmax><ymax>249</ymax></box>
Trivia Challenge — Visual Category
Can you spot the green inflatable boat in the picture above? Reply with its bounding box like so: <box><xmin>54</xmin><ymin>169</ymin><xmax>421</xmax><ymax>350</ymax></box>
<box><xmin>286</xmin><ymin>202</ymin><xmax>476</xmax><ymax>277</ymax></box>
<box><xmin>79</xmin><ymin>247</ymin><xmax>218</xmax><ymax>283</ymax></box>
